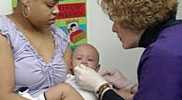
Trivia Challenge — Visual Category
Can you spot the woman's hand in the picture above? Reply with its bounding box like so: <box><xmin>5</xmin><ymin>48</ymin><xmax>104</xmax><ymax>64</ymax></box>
<box><xmin>116</xmin><ymin>89</ymin><xmax>134</xmax><ymax>100</ymax></box>
<box><xmin>98</xmin><ymin>68</ymin><xmax>130</xmax><ymax>89</ymax></box>
<box><xmin>45</xmin><ymin>83</ymin><xmax>84</xmax><ymax>100</ymax></box>
<box><xmin>74</xmin><ymin>64</ymin><xmax>108</xmax><ymax>92</ymax></box>
<box><xmin>99</xmin><ymin>68</ymin><xmax>138</xmax><ymax>97</ymax></box>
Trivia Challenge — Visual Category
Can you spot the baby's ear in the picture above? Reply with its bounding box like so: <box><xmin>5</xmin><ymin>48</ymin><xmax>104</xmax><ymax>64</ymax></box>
<box><xmin>96</xmin><ymin>64</ymin><xmax>101</xmax><ymax>72</ymax></box>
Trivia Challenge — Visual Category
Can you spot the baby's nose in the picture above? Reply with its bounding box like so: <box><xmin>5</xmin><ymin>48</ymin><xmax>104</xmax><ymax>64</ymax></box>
<box><xmin>81</xmin><ymin>60</ymin><xmax>88</xmax><ymax>66</ymax></box>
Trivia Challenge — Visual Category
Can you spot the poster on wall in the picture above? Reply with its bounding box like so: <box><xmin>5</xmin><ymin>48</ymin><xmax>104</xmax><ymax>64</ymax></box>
<box><xmin>12</xmin><ymin>0</ymin><xmax>17</xmax><ymax>8</ymax></box>
<box><xmin>56</xmin><ymin>0</ymin><xmax>87</xmax><ymax>50</ymax></box>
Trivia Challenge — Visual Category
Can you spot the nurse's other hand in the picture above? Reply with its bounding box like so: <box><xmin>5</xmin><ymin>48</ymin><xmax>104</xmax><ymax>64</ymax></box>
<box><xmin>74</xmin><ymin>64</ymin><xmax>108</xmax><ymax>92</ymax></box>
<box><xmin>99</xmin><ymin>68</ymin><xmax>129</xmax><ymax>89</ymax></box>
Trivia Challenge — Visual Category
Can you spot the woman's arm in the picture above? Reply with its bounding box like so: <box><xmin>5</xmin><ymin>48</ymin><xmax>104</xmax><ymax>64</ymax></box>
<box><xmin>45</xmin><ymin>83</ymin><xmax>84</xmax><ymax>100</ymax></box>
<box><xmin>115</xmin><ymin>88</ymin><xmax>134</xmax><ymax>100</ymax></box>
<box><xmin>102</xmin><ymin>89</ymin><xmax>125</xmax><ymax>100</ymax></box>
<box><xmin>0</xmin><ymin>35</ymin><xmax>28</xmax><ymax>100</ymax></box>
<box><xmin>64</xmin><ymin>47</ymin><xmax>73</xmax><ymax>70</ymax></box>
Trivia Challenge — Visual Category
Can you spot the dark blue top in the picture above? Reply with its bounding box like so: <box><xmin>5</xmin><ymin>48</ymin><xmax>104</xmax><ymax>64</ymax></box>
<box><xmin>103</xmin><ymin>17</ymin><xmax>182</xmax><ymax>100</ymax></box>
<box><xmin>134</xmin><ymin>18</ymin><xmax>182</xmax><ymax>100</ymax></box>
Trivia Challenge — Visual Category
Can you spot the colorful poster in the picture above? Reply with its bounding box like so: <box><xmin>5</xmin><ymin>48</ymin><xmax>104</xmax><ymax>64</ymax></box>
<box><xmin>56</xmin><ymin>0</ymin><xmax>87</xmax><ymax>50</ymax></box>
<box><xmin>59</xmin><ymin>0</ymin><xmax>85</xmax><ymax>3</ymax></box>
<box><xmin>12</xmin><ymin>0</ymin><xmax>17</xmax><ymax>8</ymax></box>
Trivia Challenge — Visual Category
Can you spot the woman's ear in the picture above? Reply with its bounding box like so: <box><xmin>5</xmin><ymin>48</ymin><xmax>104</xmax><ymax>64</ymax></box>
<box><xmin>20</xmin><ymin>0</ymin><xmax>30</xmax><ymax>6</ymax></box>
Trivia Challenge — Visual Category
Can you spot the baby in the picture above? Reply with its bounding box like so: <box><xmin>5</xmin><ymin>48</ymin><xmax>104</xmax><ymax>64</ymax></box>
<box><xmin>65</xmin><ymin>43</ymin><xmax>100</xmax><ymax>100</ymax></box>
<box><xmin>65</xmin><ymin>43</ymin><xmax>137</xmax><ymax>100</ymax></box>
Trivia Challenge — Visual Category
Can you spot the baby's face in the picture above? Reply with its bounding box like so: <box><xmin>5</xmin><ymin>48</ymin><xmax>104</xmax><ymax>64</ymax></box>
<box><xmin>72</xmin><ymin>45</ymin><xmax>99</xmax><ymax>71</ymax></box>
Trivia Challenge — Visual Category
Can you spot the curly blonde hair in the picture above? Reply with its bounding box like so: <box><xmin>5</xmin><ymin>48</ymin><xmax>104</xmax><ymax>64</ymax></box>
<box><xmin>99</xmin><ymin>0</ymin><xmax>177</xmax><ymax>31</ymax></box>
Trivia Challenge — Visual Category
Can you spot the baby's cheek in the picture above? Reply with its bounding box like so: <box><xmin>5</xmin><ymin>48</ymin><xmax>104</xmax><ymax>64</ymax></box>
<box><xmin>87</xmin><ymin>65</ymin><xmax>97</xmax><ymax>70</ymax></box>
<box><xmin>72</xmin><ymin>61</ymin><xmax>81</xmax><ymax>67</ymax></box>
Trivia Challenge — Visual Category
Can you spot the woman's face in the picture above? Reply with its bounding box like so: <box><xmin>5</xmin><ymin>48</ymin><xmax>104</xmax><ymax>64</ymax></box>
<box><xmin>26</xmin><ymin>0</ymin><xmax>59</xmax><ymax>29</ymax></box>
<box><xmin>112</xmin><ymin>21</ymin><xmax>142</xmax><ymax>49</ymax></box>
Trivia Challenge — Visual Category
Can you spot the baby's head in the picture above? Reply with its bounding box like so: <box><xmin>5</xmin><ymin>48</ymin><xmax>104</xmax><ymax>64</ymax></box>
<box><xmin>72</xmin><ymin>44</ymin><xmax>100</xmax><ymax>72</ymax></box>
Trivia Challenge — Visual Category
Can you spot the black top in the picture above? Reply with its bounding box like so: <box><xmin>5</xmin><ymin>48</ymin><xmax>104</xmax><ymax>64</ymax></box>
<box><xmin>139</xmin><ymin>16</ymin><xmax>182</xmax><ymax>48</ymax></box>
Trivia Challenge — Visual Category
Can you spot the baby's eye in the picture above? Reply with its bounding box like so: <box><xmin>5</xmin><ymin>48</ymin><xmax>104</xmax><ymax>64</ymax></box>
<box><xmin>88</xmin><ymin>58</ymin><xmax>94</xmax><ymax>62</ymax></box>
<box><xmin>76</xmin><ymin>57</ymin><xmax>82</xmax><ymax>60</ymax></box>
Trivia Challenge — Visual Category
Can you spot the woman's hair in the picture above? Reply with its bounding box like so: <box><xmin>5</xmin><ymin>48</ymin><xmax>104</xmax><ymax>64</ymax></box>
<box><xmin>99</xmin><ymin>0</ymin><xmax>177</xmax><ymax>31</ymax></box>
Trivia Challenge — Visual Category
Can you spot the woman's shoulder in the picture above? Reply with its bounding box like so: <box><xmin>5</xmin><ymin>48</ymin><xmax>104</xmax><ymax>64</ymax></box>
<box><xmin>0</xmin><ymin>15</ymin><xmax>16</xmax><ymax>33</ymax></box>
<box><xmin>145</xmin><ymin>23</ymin><xmax>182</xmax><ymax>55</ymax></box>
<box><xmin>0</xmin><ymin>15</ymin><xmax>12</xmax><ymax>36</ymax></box>
<box><xmin>0</xmin><ymin>15</ymin><xmax>6</xmax><ymax>21</ymax></box>
<box><xmin>143</xmin><ymin>34</ymin><xmax>182</xmax><ymax>62</ymax></box>
<box><xmin>0</xmin><ymin>15</ymin><xmax>12</xmax><ymax>25</ymax></box>
<box><xmin>0</xmin><ymin>15</ymin><xmax>8</xmax><ymax>29</ymax></box>
<box><xmin>51</xmin><ymin>25</ymin><xmax>68</xmax><ymax>41</ymax></box>
<box><xmin>51</xmin><ymin>25</ymin><xmax>69</xmax><ymax>52</ymax></box>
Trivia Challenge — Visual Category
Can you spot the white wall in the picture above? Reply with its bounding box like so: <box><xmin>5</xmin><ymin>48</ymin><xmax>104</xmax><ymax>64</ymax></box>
<box><xmin>87</xmin><ymin>0</ymin><xmax>182</xmax><ymax>82</ymax></box>
<box><xmin>177</xmin><ymin>0</ymin><xmax>182</xmax><ymax>19</ymax></box>
<box><xmin>0</xmin><ymin>0</ymin><xmax>12</xmax><ymax>15</ymax></box>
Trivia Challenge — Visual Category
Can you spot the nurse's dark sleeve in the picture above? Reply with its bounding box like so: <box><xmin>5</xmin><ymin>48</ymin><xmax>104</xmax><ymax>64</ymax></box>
<box><xmin>134</xmin><ymin>47</ymin><xmax>182</xmax><ymax>100</ymax></box>
<box><xmin>102</xmin><ymin>90</ymin><xmax>125</xmax><ymax>100</ymax></box>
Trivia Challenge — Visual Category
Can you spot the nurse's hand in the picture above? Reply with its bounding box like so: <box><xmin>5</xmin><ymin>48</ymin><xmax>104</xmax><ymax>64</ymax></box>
<box><xmin>74</xmin><ymin>64</ymin><xmax>108</xmax><ymax>92</ymax></box>
<box><xmin>98</xmin><ymin>68</ymin><xmax>129</xmax><ymax>89</ymax></box>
